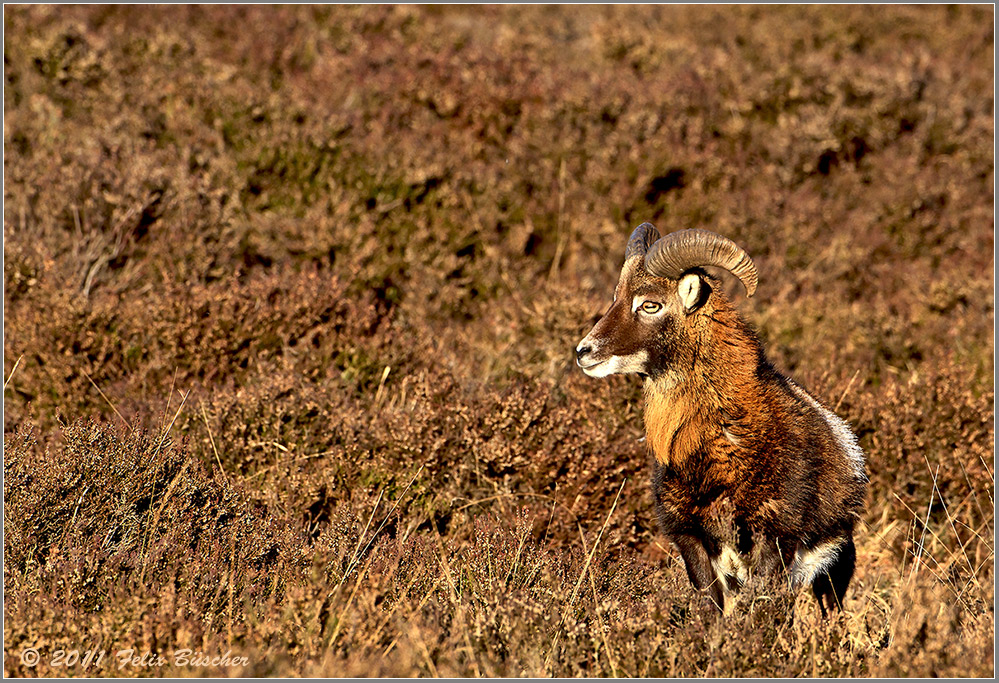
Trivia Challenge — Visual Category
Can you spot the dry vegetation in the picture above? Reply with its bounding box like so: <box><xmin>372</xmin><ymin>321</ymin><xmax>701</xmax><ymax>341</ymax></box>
<box><xmin>3</xmin><ymin>5</ymin><xmax>994</xmax><ymax>677</ymax></box>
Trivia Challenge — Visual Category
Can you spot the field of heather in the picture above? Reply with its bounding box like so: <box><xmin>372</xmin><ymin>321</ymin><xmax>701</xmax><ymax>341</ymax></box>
<box><xmin>3</xmin><ymin>5</ymin><xmax>994</xmax><ymax>677</ymax></box>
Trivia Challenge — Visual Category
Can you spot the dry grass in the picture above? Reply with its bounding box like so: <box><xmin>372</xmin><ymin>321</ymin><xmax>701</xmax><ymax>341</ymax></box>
<box><xmin>3</xmin><ymin>4</ymin><xmax>994</xmax><ymax>677</ymax></box>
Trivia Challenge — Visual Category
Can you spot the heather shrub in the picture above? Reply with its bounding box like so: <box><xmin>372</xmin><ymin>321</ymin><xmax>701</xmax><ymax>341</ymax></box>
<box><xmin>4</xmin><ymin>4</ymin><xmax>993</xmax><ymax>677</ymax></box>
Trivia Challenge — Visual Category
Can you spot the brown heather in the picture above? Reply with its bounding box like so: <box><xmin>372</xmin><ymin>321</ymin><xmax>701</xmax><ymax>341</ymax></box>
<box><xmin>3</xmin><ymin>4</ymin><xmax>994</xmax><ymax>677</ymax></box>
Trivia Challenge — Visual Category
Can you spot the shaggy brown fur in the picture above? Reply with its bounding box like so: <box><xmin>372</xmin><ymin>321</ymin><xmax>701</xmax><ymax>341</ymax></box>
<box><xmin>578</xmin><ymin>260</ymin><xmax>868</xmax><ymax>614</ymax></box>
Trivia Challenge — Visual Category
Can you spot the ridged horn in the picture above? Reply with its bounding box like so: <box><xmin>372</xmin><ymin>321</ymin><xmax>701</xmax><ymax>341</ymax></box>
<box><xmin>624</xmin><ymin>222</ymin><xmax>661</xmax><ymax>261</ymax></box>
<box><xmin>644</xmin><ymin>228</ymin><xmax>758</xmax><ymax>297</ymax></box>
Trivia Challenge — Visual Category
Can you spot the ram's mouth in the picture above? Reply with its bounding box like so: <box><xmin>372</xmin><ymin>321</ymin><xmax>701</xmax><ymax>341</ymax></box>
<box><xmin>576</xmin><ymin>358</ymin><xmax>608</xmax><ymax>373</ymax></box>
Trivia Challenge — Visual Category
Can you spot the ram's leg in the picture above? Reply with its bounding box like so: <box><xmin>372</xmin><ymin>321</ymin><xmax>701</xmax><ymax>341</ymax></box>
<box><xmin>672</xmin><ymin>534</ymin><xmax>725</xmax><ymax>613</ymax></box>
<box><xmin>811</xmin><ymin>536</ymin><xmax>856</xmax><ymax>615</ymax></box>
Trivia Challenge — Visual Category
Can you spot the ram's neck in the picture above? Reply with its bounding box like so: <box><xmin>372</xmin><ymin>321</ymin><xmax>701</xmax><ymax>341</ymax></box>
<box><xmin>643</xmin><ymin>307</ymin><xmax>764</xmax><ymax>468</ymax></box>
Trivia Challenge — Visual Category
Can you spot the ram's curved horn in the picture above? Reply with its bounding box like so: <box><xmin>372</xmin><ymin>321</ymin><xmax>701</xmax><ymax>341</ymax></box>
<box><xmin>624</xmin><ymin>222</ymin><xmax>661</xmax><ymax>261</ymax></box>
<box><xmin>644</xmin><ymin>228</ymin><xmax>758</xmax><ymax>297</ymax></box>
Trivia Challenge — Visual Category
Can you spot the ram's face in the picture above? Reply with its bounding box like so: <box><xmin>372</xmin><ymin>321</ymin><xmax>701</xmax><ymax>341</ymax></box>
<box><xmin>575</xmin><ymin>259</ymin><xmax>707</xmax><ymax>379</ymax></box>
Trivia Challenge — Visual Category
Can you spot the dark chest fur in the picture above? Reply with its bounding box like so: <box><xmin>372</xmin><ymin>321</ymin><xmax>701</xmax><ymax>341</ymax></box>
<box><xmin>646</xmin><ymin>376</ymin><xmax>864</xmax><ymax>558</ymax></box>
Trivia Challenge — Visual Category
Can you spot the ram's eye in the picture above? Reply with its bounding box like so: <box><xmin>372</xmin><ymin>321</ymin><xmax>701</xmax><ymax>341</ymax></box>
<box><xmin>640</xmin><ymin>301</ymin><xmax>662</xmax><ymax>314</ymax></box>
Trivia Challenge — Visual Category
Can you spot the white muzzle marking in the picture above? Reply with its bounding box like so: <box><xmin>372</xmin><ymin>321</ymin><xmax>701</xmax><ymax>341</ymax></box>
<box><xmin>577</xmin><ymin>347</ymin><xmax>649</xmax><ymax>378</ymax></box>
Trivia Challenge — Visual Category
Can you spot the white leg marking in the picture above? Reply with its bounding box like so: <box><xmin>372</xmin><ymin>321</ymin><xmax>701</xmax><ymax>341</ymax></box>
<box><xmin>710</xmin><ymin>545</ymin><xmax>750</xmax><ymax>595</ymax></box>
<box><xmin>790</xmin><ymin>539</ymin><xmax>846</xmax><ymax>586</ymax></box>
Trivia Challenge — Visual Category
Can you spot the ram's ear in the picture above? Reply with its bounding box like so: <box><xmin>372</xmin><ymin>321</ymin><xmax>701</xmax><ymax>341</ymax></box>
<box><xmin>678</xmin><ymin>272</ymin><xmax>709</xmax><ymax>312</ymax></box>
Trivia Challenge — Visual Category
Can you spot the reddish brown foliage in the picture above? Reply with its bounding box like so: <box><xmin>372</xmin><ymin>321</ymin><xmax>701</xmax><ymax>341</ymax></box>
<box><xmin>4</xmin><ymin>4</ymin><xmax>993</xmax><ymax>677</ymax></box>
